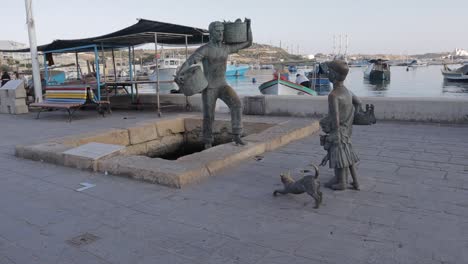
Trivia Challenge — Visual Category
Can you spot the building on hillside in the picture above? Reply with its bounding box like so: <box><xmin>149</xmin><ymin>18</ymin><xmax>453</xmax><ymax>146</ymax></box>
<box><xmin>453</xmin><ymin>48</ymin><xmax>468</xmax><ymax>57</ymax></box>
<box><xmin>0</xmin><ymin>40</ymin><xmax>30</xmax><ymax>64</ymax></box>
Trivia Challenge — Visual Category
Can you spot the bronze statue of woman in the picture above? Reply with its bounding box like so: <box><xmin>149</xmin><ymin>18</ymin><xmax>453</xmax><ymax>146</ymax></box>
<box><xmin>321</xmin><ymin>60</ymin><xmax>361</xmax><ymax>190</ymax></box>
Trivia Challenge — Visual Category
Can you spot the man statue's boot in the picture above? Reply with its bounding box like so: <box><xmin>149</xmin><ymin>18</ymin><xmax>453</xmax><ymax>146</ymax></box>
<box><xmin>233</xmin><ymin>134</ymin><xmax>246</xmax><ymax>146</ymax></box>
<box><xmin>204</xmin><ymin>142</ymin><xmax>212</xmax><ymax>150</ymax></box>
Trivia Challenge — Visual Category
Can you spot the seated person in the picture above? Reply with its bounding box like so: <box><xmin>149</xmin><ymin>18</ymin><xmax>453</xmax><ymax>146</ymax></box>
<box><xmin>295</xmin><ymin>73</ymin><xmax>310</xmax><ymax>87</ymax></box>
<box><xmin>1</xmin><ymin>71</ymin><xmax>11</xmax><ymax>86</ymax></box>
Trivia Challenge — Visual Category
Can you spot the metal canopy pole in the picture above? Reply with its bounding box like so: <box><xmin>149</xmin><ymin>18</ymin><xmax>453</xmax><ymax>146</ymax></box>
<box><xmin>185</xmin><ymin>36</ymin><xmax>189</xmax><ymax>58</ymax></box>
<box><xmin>184</xmin><ymin>35</ymin><xmax>191</xmax><ymax>111</ymax></box>
<box><xmin>128</xmin><ymin>46</ymin><xmax>134</xmax><ymax>102</ymax></box>
<box><xmin>75</xmin><ymin>52</ymin><xmax>79</xmax><ymax>79</ymax></box>
<box><xmin>132</xmin><ymin>46</ymin><xmax>136</xmax><ymax>80</ymax></box>
<box><xmin>128</xmin><ymin>47</ymin><xmax>133</xmax><ymax>81</ymax></box>
<box><xmin>154</xmin><ymin>33</ymin><xmax>161</xmax><ymax>117</ymax></box>
<box><xmin>161</xmin><ymin>42</ymin><xmax>164</xmax><ymax>59</ymax></box>
<box><xmin>94</xmin><ymin>45</ymin><xmax>101</xmax><ymax>101</ymax></box>
<box><xmin>43</xmin><ymin>53</ymin><xmax>48</xmax><ymax>86</ymax></box>
<box><xmin>111</xmin><ymin>48</ymin><xmax>117</xmax><ymax>81</ymax></box>
<box><xmin>132</xmin><ymin>46</ymin><xmax>139</xmax><ymax>103</ymax></box>
<box><xmin>100</xmin><ymin>43</ymin><xmax>106</xmax><ymax>82</ymax></box>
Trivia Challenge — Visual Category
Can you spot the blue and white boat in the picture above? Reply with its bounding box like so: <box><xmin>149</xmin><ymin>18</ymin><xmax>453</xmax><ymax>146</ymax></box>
<box><xmin>44</xmin><ymin>70</ymin><xmax>66</xmax><ymax>85</ymax></box>
<box><xmin>258</xmin><ymin>78</ymin><xmax>317</xmax><ymax>96</ymax></box>
<box><xmin>305</xmin><ymin>63</ymin><xmax>331</xmax><ymax>95</ymax></box>
<box><xmin>225</xmin><ymin>64</ymin><xmax>249</xmax><ymax>77</ymax></box>
<box><xmin>288</xmin><ymin>65</ymin><xmax>297</xmax><ymax>73</ymax></box>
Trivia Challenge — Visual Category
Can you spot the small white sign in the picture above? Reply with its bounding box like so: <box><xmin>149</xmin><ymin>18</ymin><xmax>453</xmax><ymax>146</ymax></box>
<box><xmin>75</xmin><ymin>182</ymin><xmax>96</xmax><ymax>192</ymax></box>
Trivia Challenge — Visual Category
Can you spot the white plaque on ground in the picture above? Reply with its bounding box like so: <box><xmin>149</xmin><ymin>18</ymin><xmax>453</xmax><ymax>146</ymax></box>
<box><xmin>63</xmin><ymin>142</ymin><xmax>125</xmax><ymax>160</ymax></box>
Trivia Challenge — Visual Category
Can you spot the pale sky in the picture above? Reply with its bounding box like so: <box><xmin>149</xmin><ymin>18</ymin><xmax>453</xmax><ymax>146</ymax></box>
<box><xmin>3</xmin><ymin>0</ymin><xmax>467</xmax><ymax>55</ymax></box>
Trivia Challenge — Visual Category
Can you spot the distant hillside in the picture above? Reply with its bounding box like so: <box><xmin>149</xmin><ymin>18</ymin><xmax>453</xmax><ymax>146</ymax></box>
<box><xmin>232</xmin><ymin>43</ymin><xmax>303</xmax><ymax>64</ymax></box>
<box><xmin>347</xmin><ymin>52</ymin><xmax>452</xmax><ymax>61</ymax></box>
<box><xmin>0</xmin><ymin>40</ymin><xmax>27</xmax><ymax>50</ymax></box>
<box><xmin>141</xmin><ymin>43</ymin><xmax>304</xmax><ymax>64</ymax></box>
<box><xmin>411</xmin><ymin>52</ymin><xmax>451</xmax><ymax>59</ymax></box>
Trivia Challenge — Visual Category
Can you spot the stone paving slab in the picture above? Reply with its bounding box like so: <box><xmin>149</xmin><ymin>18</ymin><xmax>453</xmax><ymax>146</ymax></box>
<box><xmin>63</xmin><ymin>142</ymin><xmax>125</xmax><ymax>170</ymax></box>
<box><xmin>1</xmin><ymin>111</ymin><xmax>468</xmax><ymax>263</ymax></box>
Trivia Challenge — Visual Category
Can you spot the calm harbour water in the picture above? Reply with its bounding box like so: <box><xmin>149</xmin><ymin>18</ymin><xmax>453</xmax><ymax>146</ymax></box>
<box><xmin>142</xmin><ymin>64</ymin><xmax>468</xmax><ymax>97</ymax></box>
<box><xmin>227</xmin><ymin>65</ymin><xmax>468</xmax><ymax>97</ymax></box>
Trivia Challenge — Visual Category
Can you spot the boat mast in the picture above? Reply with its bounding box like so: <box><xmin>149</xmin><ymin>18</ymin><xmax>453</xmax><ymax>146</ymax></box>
<box><xmin>24</xmin><ymin>0</ymin><xmax>42</xmax><ymax>102</ymax></box>
<box><xmin>344</xmin><ymin>34</ymin><xmax>348</xmax><ymax>58</ymax></box>
<box><xmin>338</xmin><ymin>34</ymin><xmax>342</xmax><ymax>57</ymax></box>
<box><xmin>332</xmin><ymin>35</ymin><xmax>336</xmax><ymax>57</ymax></box>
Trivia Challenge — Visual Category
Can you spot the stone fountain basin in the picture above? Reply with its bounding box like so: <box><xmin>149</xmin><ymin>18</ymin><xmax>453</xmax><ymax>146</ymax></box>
<box><xmin>15</xmin><ymin>116</ymin><xmax>319</xmax><ymax>188</ymax></box>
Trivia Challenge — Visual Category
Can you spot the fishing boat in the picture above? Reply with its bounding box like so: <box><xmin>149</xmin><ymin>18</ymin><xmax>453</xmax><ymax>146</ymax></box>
<box><xmin>305</xmin><ymin>63</ymin><xmax>331</xmax><ymax>95</ymax></box>
<box><xmin>148</xmin><ymin>59</ymin><xmax>249</xmax><ymax>80</ymax></box>
<box><xmin>147</xmin><ymin>57</ymin><xmax>184</xmax><ymax>92</ymax></box>
<box><xmin>258</xmin><ymin>76</ymin><xmax>318</xmax><ymax>96</ymax></box>
<box><xmin>441</xmin><ymin>64</ymin><xmax>468</xmax><ymax>81</ymax></box>
<box><xmin>288</xmin><ymin>65</ymin><xmax>297</xmax><ymax>73</ymax></box>
<box><xmin>260</xmin><ymin>64</ymin><xmax>274</xmax><ymax>69</ymax></box>
<box><xmin>226</xmin><ymin>64</ymin><xmax>249</xmax><ymax>77</ymax></box>
<box><xmin>42</xmin><ymin>70</ymin><xmax>66</xmax><ymax>85</ymax></box>
<box><xmin>348</xmin><ymin>60</ymin><xmax>369</xmax><ymax>67</ymax></box>
<box><xmin>148</xmin><ymin>57</ymin><xmax>183</xmax><ymax>82</ymax></box>
<box><xmin>407</xmin><ymin>60</ymin><xmax>428</xmax><ymax>67</ymax></box>
<box><xmin>364</xmin><ymin>59</ymin><xmax>391</xmax><ymax>81</ymax></box>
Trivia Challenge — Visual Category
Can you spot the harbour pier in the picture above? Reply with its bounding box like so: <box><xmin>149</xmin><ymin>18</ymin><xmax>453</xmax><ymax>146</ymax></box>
<box><xmin>1</xmin><ymin>94</ymin><xmax>468</xmax><ymax>263</ymax></box>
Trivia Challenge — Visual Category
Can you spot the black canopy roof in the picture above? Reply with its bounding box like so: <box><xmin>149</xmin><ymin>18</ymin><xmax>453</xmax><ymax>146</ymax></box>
<box><xmin>2</xmin><ymin>18</ymin><xmax>209</xmax><ymax>53</ymax></box>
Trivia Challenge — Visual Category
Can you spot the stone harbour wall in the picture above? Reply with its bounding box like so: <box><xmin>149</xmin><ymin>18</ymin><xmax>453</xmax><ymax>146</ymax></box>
<box><xmin>138</xmin><ymin>94</ymin><xmax>468</xmax><ymax>123</ymax></box>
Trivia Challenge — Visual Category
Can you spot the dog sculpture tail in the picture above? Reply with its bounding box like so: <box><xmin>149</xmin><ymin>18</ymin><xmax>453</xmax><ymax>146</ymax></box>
<box><xmin>310</xmin><ymin>164</ymin><xmax>319</xmax><ymax>179</ymax></box>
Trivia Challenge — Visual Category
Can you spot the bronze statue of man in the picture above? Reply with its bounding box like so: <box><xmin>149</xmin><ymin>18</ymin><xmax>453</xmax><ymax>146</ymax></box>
<box><xmin>177</xmin><ymin>20</ymin><xmax>252</xmax><ymax>149</ymax></box>
<box><xmin>320</xmin><ymin>60</ymin><xmax>362</xmax><ymax>190</ymax></box>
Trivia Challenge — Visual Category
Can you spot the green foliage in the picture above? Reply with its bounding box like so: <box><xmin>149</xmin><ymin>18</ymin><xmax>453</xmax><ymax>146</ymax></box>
<box><xmin>0</xmin><ymin>65</ymin><xmax>11</xmax><ymax>72</ymax></box>
<box><xmin>142</xmin><ymin>53</ymin><xmax>156</xmax><ymax>63</ymax></box>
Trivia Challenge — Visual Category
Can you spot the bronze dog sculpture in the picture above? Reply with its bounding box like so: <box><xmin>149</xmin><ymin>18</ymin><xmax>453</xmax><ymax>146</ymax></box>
<box><xmin>273</xmin><ymin>164</ymin><xmax>323</xmax><ymax>208</ymax></box>
<box><xmin>353</xmin><ymin>104</ymin><xmax>376</xmax><ymax>125</ymax></box>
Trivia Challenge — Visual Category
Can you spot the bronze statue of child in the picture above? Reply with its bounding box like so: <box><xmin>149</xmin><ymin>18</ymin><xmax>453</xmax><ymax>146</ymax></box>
<box><xmin>319</xmin><ymin>60</ymin><xmax>362</xmax><ymax>191</ymax></box>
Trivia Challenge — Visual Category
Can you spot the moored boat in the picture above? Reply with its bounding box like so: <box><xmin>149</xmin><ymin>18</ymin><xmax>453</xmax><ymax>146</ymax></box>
<box><xmin>348</xmin><ymin>60</ymin><xmax>369</xmax><ymax>67</ymax></box>
<box><xmin>364</xmin><ymin>59</ymin><xmax>391</xmax><ymax>81</ymax></box>
<box><xmin>226</xmin><ymin>64</ymin><xmax>249</xmax><ymax>77</ymax></box>
<box><xmin>407</xmin><ymin>59</ymin><xmax>428</xmax><ymax>67</ymax></box>
<box><xmin>288</xmin><ymin>65</ymin><xmax>297</xmax><ymax>73</ymax></box>
<box><xmin>441</xmin><ymin>64</ymin><xmax>468</xmax><ymax>81</ymax></box>
<box><xmin>148</xmin><ymin>57</ymin><xmax>183</xmax><ymax>81</ymax></box>
<box><xmin>147</xmin><ymin>57</ymin><xmax>183</xmax><ymax>92</ymax></box>
<box><xmin>44</xmin><ymin>70</ymin><xmax>66</xmax><ymax>85</ymax></box>
<box><xmin>260</xmin><ymin>64</ymin><xmax>274</xmax><ymax>69</ymax></box>
<box><xmin>305</xmin><ymin>64</ymin><xmax>331</xmax><ymax>95</ymax></box>
<box><xmin>258</xmin><ymin>77</ymin><xmax>317</xmax><ymax>96</ymax></box>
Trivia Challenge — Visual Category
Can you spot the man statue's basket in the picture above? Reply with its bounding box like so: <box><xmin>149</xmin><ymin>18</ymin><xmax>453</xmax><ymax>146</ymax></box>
<box><xmin>175</xmin><ymin>65</ymin><xmax>208</xmax><ymax>96</ymax></box>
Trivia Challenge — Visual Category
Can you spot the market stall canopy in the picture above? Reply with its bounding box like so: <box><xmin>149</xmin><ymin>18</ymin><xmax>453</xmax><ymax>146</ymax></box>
<box><xmin>1</xmin><ymin>18</ymin><xmax>209</xmax><ymax>53</ymax></box>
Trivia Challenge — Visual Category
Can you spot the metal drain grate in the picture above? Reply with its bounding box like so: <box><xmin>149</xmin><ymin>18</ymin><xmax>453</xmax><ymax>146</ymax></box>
<box><xmin>66</xmin><ymin>233</ymin><xmax>100</xmax><ymax>247</ymax></box>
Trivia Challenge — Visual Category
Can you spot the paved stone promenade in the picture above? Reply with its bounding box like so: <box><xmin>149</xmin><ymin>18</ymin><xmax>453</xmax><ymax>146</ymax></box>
<box><xmin>0</xmin><ymin>110</ymin><xmax>468</xmax><ymax>264</ymax></box>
